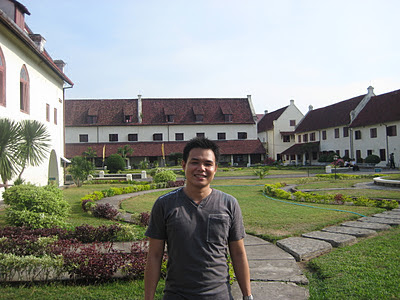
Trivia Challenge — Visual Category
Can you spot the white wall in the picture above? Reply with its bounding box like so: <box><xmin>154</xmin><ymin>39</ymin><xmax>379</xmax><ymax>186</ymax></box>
<box><xmin>66</xmin><ymin>123</ymin><xmax>258</xmax><ymax>144</ymax></box>
<box><xmin>0</xmin><ymin>26</ymin><xmax>65</xmax><ymax>192</ymax></box>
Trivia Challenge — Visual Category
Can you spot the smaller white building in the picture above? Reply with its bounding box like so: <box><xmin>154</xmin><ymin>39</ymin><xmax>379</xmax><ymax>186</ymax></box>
<box><xmin>257</xmin><ymin>100</ymin><xmax>304</xmax><ymax>162</ymax></box>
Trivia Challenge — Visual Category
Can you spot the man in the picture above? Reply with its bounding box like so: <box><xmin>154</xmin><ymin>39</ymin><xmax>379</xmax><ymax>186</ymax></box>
<box><xmin>144</xmin><ymin>137</ymin><xmax>253</xmax><ymax>299</ymax></box>
<box><xmin>389</xmin><ymin>153</ymin><xmax>396</xmax><ymax>169</ymax></box>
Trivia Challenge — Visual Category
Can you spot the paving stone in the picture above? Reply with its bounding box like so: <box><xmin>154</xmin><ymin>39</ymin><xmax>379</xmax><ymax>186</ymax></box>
<box><xmin>231</xmin><ymin>281</ymin><xmax>309</xmax><ymax>300</ymax></box>
<box><xmin>322</xmin><ymin>225</ymin><xmax>377</xmax><ymax>237</ymax></box>
<box><xmin>360</xmin><ymin>216</ymin><xmax>400</xmax><ymax>226</ymax></box>
<box><xmin>246</xmin><ymin>244</ymin><xmax>295</xmax><ymax>260</ymax></box>
<box><xmin>301</xmin><ymin>230</ymin><xmax>357</xmax><ymax>247</ymax></box>
<box><xmin>341</xmin><ymin>221</ymin><xmax>391</xmax><ymax>231</ymax></box>
<box><xmin>277</xmin><ymin>237</ymin><xmax>332</xmax><ymax>262</ymax></box>
<box><xmin>373</xmin><ymin>213</ymin><xmax>400</xmax><ymax>219</ymax></box>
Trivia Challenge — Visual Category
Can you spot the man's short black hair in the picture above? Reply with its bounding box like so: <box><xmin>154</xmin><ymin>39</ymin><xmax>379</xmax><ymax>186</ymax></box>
<box><xmin>182</xmin><ymin>137</ymin><xmax>220</xmax><ymax>163</ymax></box>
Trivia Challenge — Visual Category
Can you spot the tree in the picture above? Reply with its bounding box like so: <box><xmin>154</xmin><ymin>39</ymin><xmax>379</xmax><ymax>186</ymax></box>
<box><xmin>117</xmin><ymin>145</ymin><xmax>134</xmax><ymax>167</ymax></box>
<box><xmin>68</xmin><ymin>156</ymin><xmax>95</xmax><ymax>187</ymax></box>
<box><xmin>168</xmin><ymin>152</ymin><xmax>183</xmax><ymax>166</ymax></box>
<box><xmin>17</xmin><ymin>120</ymin><xmax>51</xmax><ymax>180</ymax></box>
<box><xmin>300</xmin><ymin>143</ymin><xmax>319</xmax><ymax>165</ymax></box>
<box><xmin>83</xmin><ymin>147</ymin><xmax>97</xmax><ymax>165</ymax></box>
<box><xmin>0</xmin><ymin>118</ymin><xmax>21</xmax><ymax>187</ymax></box>
<box><xmin>106</xmin><ymin>154</ymin><xmax>126</xmax><ymax>173</ymax></box>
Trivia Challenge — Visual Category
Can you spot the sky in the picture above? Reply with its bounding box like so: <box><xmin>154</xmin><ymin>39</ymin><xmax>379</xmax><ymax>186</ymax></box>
<box><xmin>22</xmin><ymin>0</ymin><xmax>400</xmax><ymax>114</ymax></box>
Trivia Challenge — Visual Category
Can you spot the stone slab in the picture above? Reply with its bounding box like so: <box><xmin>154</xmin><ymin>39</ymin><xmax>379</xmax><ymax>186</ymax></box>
<box><xmin>373</xmin><ymin>213</ymin><xmax>400</xmax><ymax>219</ymax></box>
<box><xmin>244</xmin><ymin>234</ymin><xmax>273</xmax><ymax>246</ymax></box>
<box><xmin>392</xmin><ymin>208</ymin><xmax>400</xmax><ymax>212</ymax></box>
<box><xmin>277</xmin><ymin>237</ymin><xmax>332</xmax><ymax>262</ymax></box>
<box><xmin>248</xmin><ymin>259</ymin><xmax>308</xmax><ymax>284</ymax></box>
<box><xmin>341</xmin><ymin>221</ymin><xmax>391</xmax><ymax>231</ymax></box>
<box><xmin>245</xmin><ymin>244</ymin><xmax>295</xmax><ymax>260</ymax></box>
<box><xmin>322</xmin><ymin>226</ymin><xmax>377</xmax><ymax>237</ymax></box>
<box><xmin>360</xmin><ymin>216</ymin><xmax>400</xmax><ymax>225</ymax></box>
<box><xmin>382</xmin><ymin>210</ymin><xmax>400</xmax><ymax>215</ymax></box>
<box><xmin>231</xmin><ymin>281</ymin><xmax>309</xmax><ymax>300</ymax></box>
<box><xmin>301</xmin><ymin>230</ymin><xmax>357</xmax><ymax>247</ymax></box>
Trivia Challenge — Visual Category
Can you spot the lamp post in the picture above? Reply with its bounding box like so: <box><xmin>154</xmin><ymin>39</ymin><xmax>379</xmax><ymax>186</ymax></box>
<box><xmin>333</xmin><ymin>154</ymin><xmax>338</xmax><ymax>180</ymax></box>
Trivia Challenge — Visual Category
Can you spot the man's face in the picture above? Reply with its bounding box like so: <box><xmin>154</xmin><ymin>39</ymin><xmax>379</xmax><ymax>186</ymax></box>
<box><xmin>182</xmin><ymin>148</ymin><xmax>218</xmax><ymax>189</ymax></box>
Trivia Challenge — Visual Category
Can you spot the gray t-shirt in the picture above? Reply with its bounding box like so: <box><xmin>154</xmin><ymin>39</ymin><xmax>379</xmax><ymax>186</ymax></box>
<box><xmin>145</xmin><ymin>187</ymin><xmax>245</xmax><ymax>299</ymax></box>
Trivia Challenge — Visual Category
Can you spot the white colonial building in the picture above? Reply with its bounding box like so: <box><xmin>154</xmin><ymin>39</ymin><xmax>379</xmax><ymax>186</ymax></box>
<box><xmin>65</xmin><ymin>96</ymin><xmax>266</xmax><ymax>167</ymax></box>
<box><xmin>282</xmin><ymin>86</ymin><xmax>400</xmax><ymax>167</ymax></box>
<box><xmin>257</xmin><ymin>100</ymin><xmax>304</xmax><ymax>162</ymax></box>
<box><xmin>0</xmin><ymin>0</ymin><xmax>73</xmax><ymax>197</ymax></box>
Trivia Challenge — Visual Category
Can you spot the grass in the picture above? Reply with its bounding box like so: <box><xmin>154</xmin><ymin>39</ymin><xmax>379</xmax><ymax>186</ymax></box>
<box><xmin>121</xmin><ymin>184</ymin><xmax>384</xmax><ymax>242</ymax></box>
<box><xmin>307</xmin><ymin>225</ymin><xmax>400</xmax><ymax>300</ymax></box>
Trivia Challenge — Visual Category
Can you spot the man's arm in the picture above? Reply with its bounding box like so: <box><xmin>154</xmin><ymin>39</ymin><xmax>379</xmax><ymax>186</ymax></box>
<box><xmin>144</xmin><ymin>238</ymin><xmax>165</xmax><ymax>300</ymax></box>
<box><xmin>229</xmin><ymin>239</ymin><xmax>252</xmax><ymax>297</ymax></box>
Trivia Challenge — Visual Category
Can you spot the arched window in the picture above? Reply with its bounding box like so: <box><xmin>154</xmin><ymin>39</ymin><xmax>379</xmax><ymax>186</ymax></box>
<box><xmin>0</xmin><ymin>47</ymin><xmax>5</xmax><ymax>107</ymax></box>
<box><xmin>20</xmin><ymin>65</ymin><xmax>29</xmax><ymax>113</ymax></box>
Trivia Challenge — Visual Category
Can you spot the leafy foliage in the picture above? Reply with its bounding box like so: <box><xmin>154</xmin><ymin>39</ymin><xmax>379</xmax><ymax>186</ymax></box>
<box><xmin>153</xmin><ymin>170</ymin><xmax>177</xmax><ymax>183</ymax></box>
<box><xmin>91</xmin><ymin>203</ymin><xmax>119</xmax><ymax>220</ymax></box>
<box><xmin>0</xmin><ymin>118</ymin><xmax>22</xmax><ymax>185</ymax></box>
<box><xmin>365</xmin><ymin>154</ymin><xmax>381</xmax><ymax>164</ymax></box>
<box><xmin>68</xmin><ymin>156</ymin><xmax>95</xmax><ymax>187</ymax></box>
<box><xmin>3</xmin><ymin>184</ymin><xmax>70</xmax><ymax>229</ymax></box>
<box><xmin>106</xmin><ymin>154</ymin><xmax>126</xmax><ymax>173</ymax></box>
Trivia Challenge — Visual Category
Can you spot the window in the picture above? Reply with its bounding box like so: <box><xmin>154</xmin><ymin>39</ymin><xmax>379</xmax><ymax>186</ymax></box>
<box><xmin>238</xmin><ymin>132</ymin><xmax>247</xmax><ymax>140</ymax></box>
<box><xmin>128</xmin><ymin>134</ymin><xmax>138</xmax><ymax>141</ymax></box>
<box><xmin>356</xmin><ymin>150</ymin><xmax>362</xmax><ymax>160</ymax></box>
<box><xmin>79</xmin><ymin>134</ymin><xmax>88</xmax><ymax>142</ymax></box>
<box><xmin>343</xmin><ymin>127</ymin><xmax>349</xmax><ymax>137</ymax></box>
<box><xmin>87</xmin><ymin>116</ymin><xmax>97</xmax><ymax>124</ymax></box>
<box><xmin>310</xmin><ymin>132</ymin><xmax>316</xmax><ymax>141</ymax></box>
<box><xmin>195</xmin><ymin>114</ymin><xmax>204</xmax><ymax>122</ymax></box>
<box><xmin>124</xmin><ymin>115</ymin><xmax>133</xmax><ymax>123</ymax></box>
<box><xmin>344</xmin><ymin>150</ymin><xmax>349</xmax><ymax>158</ymax></box>
<box><xmin>290</xmin><ymin>120</ymin><xmax>296</xmax><ymax>126</ymax></box>
<box><xmin>355</xmin><ymin>130</ymin><xmax>361</xmax><ymax>140</ymax></box>
<box><xmin>334</xmin><ymin>128</ymin><xmax>339</xmax><ymax>138</ymax></box>
<box><xmin>218</xmin><ymin>132</ymin><xmax>226</xmax><ymax>140</ymax></box>
<box><xmin>20</xmin><ymin>65</ymin><xmax>30</xmax><ymax>113</ymax></box>
<box><xmin>224</xmin><ymin>114</ymin><xmax>232</xmax><ymax>122</ymax></box>
<box><xmin>0</xmin><ymin>47</ymin><xmax>5</xmax><ymax>107</ymax></box>
<box><xmin>370</xmin><ymin>128</ymin><xmax>377</xmax><ymax>138</ymax></box>
<box><xmin>303</xmin><ymin>134</ymin><xmax>308</xmax><ymax>142</ymax></box>
<box><xmin>380</xmin><ymin>149</ymin><xmax>386</xmax><ymax>161</ymax></box>
<box><xmin>175</xmin><ymin>133</ymin><xmax>184</xmax><ymax>141</ymax></box>
<box><xmin>322</xmin><ymin>130</ymin><xmax>327</xmax><ymax>140</ymax></box>
<box><xmin>109</xmin><ymin>134</ymin><xmax>118</xmax><ymax>142</ymax></box>
<box><xmin>54</xmin><ymin>108</ymin><xmax>57</xmax><ymax>124</ymax></box>
<box><xmin>283</xmin><ymin>135</ymin><xmax>290</xmax><ymax>142</ymax></box>
<box><xmin>387</xmin><ymin>125</ymin><xmax>397</xmax><ymax>137</ymax></box>
<box><xmin>298</xmin><ymin>135</ymin><xmax>301</xmax><ymax>143</ymax></box>
<box><xmin>46</xmin><ymin>104</ymin><xmax>50</xmax><ymax>122</ymax></box>
<box><xmin>196</xmin><ymin>132</ymin><xmax>205</xmax><ymax>138</ymax></box>
<box><xmin>367</xmin><ymin>150</ymin><xmax>373</xmax><ymax>156</ymax></box>
<box><xmin>153</xmin><ymin>133</ymin><xmax>163</xmax><ymax>141</ymax></box>
<box><xmin>166</xmin><ymin>115</ymin><xmax>174</xmax><ymax>123</ymax></box>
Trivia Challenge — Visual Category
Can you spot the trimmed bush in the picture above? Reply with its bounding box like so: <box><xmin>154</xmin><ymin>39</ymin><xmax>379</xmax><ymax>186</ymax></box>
<box><xmin>91</xmin><ymin>203</ymin><xmax>119</xmax><ymax>220</ymax></box>
<box><xmin>105</xmin><ymin>154</ymin><xmax>126</xmax><ymax>173</ymax></box>
<box><xmin>153</xmin><ymin>170</ymin><xmax>177</xmax><ymax>183</ymax></box>
<box><xmin>365</xmin><ymin>154</ymin><xmax>381</xmax><ymax>164</ymax></box>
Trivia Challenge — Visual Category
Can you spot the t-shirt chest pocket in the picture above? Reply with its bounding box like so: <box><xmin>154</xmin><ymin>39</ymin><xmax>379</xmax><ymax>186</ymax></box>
<box><xmin>207</xmin><ymin>214</ymin><xmax>230</xmax><ymax>244</ymax></box>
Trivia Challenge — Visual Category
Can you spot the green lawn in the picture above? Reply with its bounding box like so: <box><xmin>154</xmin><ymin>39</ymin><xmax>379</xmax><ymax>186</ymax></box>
<box><xmin>307</xmin><ymin>225</ymin><xmax>400</xmax><ymax>299</ymax></box>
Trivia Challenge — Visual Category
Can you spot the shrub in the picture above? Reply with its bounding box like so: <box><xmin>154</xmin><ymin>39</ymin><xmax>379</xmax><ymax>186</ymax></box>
<box><xmin>68</xmin><ymin>156</ymin><xmax>95</xmax><ymax>187</ymax></box>
<box><xmin>91</xmin><ymin>203</ymin><xmax>119</xmax><ymax>220</ymax></box>
<box><xmin>106</xmin><ymin>154</ymin><xmax>126</xmax><ymax>173</ymax></box>
<box><xmin>153</xmin><ymin>170</ymin><xmax>177</xmax><ymax>183</ymax></box>
<box><xmin>365</xmin><ymin>154</ymin><xmax>381</xmax><ymax>164</ymax></box>
<box><xmin>3</xmin><ymin>184</ymin><xmax>70</xmax><ymax>229</ymax></box>
<box><xmin>253</xmin><ymin>167</ymin><xmax>269</xmax><ymax>179</ymax></box>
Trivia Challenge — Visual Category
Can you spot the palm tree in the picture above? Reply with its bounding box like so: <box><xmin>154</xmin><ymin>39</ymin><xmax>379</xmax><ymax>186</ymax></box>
<box><xmin>117</xmin><ymin>145</ymin><xmax>134</xmax><ymax>168</ymax></box>
<box><xmin>0</xmin><ymin>118</ymin><xmax>22</xmax><ymax>187</ymax></box>
<box><xmin>17</xmin><ymin>120</ymin><xmax>51</xmax><ymax>180</ymax></box>
<box><xmin>82</xmin><ymin>146</ymin><xmax>97</xmax><ymax>165</ymax></box>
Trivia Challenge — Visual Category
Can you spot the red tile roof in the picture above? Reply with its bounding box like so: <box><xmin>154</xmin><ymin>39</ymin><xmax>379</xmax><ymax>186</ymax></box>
<box><xmin>257</xmin><ymin>106</ymin><xmax>288</xmax><ymax>133</ymax></box>
<box><xmin>350</xmin><ymin>89</ymin><xmax>400</xmax><ymax>127</ymax></box>
<box><xmin>281</xmin><ymin>142</ymin><xmax>320</xmax><ymax>155</ymax></box>
<box><xmin>65</xmin><ymin>98</ymin><xmax>256</xmax><ymax>126</ymax></box>
<box><xmin>65</xmin><ymin>139</ymin><xmax>266</xmax><ymax>158</ymax></box>
<box><xmin>295</xmin><ymin>95</ymin><xmax>364</xmax><ymax>133</ymax></box>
